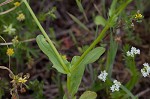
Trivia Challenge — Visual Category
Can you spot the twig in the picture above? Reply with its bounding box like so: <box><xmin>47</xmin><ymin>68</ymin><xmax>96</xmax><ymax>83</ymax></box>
<box><xmin>0</xmin><ymin>66</ymin><xmax>14</xmax><ymax>75</ymax></box>
<box><xmin>0</xmin><ymin>7</ymin><xmax>16</xmax><ymax>15</ymax></box>
<box><xmin>0</xmin><ymin>38</ymin><xmax>36</xmax><ymax>46</ymax></box>
<box><xmin>0</xmin><ymin>0</ymin><xmax>13</xmax><ymax>7</ymax></box>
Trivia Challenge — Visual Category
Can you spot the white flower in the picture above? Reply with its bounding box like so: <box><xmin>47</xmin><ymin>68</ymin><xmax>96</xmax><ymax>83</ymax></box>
<box><xmin>113</xmin><ymin>80</ymin><xmax>121</xmax><ymax>86</ymax></box>
<box><xmin>143</xmin><ymin>63</ymin><xmax>149</xmax><ymax>67</ymax></box>
<box><xmin>141</xmin><ymin>69</ymin><xmax>149</xmax><ymax>77</ymax></box>
<box><xmin>3</xmin><ymin>24</ymin><xmax>16</xmax><ymax>35</ymax></box>
<box><xmin>126</xmin><ymin>46</ymin><xmax>140</xmax><ymax>57</ymax></box>
<box><xmin>98</xmin><ymin>70</ymin><xmax>108</xmax><ymax>82</ymax></box>
<box><xmin>126</xmin><ymin>51</ymin><xmax>131</xmax><ymax>56</ymax></box>
<box><xmin>110</xmin><ymin>85</ymin><xmax>116</xmax><ymax>92</ymax></box>
<box><xmin>141</xmin><ymin>63</ymin><xmax>150</xmax><ymax>77</ymax></box>
<box><xmin>134</xmin><ymin>49</ymin><xmax>140</xmax><ymax>54</ymax></box>
<box><xmin>110</xmin><ymin>80</ymin><xmax>121</xmax><ymax>92</ymax></box>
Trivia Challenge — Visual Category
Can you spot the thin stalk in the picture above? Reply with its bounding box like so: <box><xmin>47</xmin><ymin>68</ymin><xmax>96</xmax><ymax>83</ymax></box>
<box><xmin>9</xmin><ymin>56</ymin><xmax>11</xmax><ymax>69</ymax></box>
<box><xmin>0</xmin><ymin>36</ymin><xmax>9</xmax><ymax>48</ymax></box>
<box><xmin>0</xmin><ymin>66</ymin><xmax>14</xmax><ymax>75</ymax></box>
<box><xmin>0</xmin><ymin>36</ymin><xmax>11</xmax><ymax>68</ymax></box>
<box><xmin>70</xmin><ymin>23</ymin><xmax>110</xmax><ymax>72</ymax></box>
<box><xmin>0</xmin><ymin>0</ymin><xmax>14</xmax><ymax>7</ymax></box>
<box><xmin>70</xmin><ymin>0</ymin><xmax>132</xmax><ymax>72</ymax></box>
<box><xmin>23</xmin><ymin>0</ymin><xmax>69</xmax><ymax>73</ymax></box>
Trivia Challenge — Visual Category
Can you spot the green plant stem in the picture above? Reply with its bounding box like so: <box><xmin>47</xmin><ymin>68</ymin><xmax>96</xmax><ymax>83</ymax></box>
<box><xmin>23</xmin><ymin>0</ymin><xmax>69</xmax><ymax>73</ymax></box>
<box><xmin>121</xmin><ymin>85</ymin><xmax>136</xmax><ymax>99</ymax></box>
<box><xmin>70</xmin><ymin>0</ymin><xmax>132</xmax><ymax>72</ymax></box>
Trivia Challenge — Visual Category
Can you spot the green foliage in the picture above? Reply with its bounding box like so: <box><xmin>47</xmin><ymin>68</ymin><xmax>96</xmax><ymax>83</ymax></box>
<box><xmin>75</xmin><ymin>0</ymin><xmax>84</xmax><ymax>13</ymax></box>
<box><xmin>80</xmin><ymin>47</ymin><xmax>105</xmax><ymax>65</ymax></box>
<box><xmin>38</xmin><ymin>7</ymin><xmax>57</xmax><ymax>22</ymax></box>
<box><xmin>0</xmin><ymin>79</ymin><xmax>9</xmax><ymax>98</ymax></box>
<box><xmin>75</xmin><ymin>0</ymin><xmax>88</xmax><ymax>21</ymax></box>
<box><xmin>68</xmin><ymin>56</ymin><xmax>85</xmax><ymax>98</ymax></box>
<box><xmin>105</xmin><ymin>34</ymin><xmax>118</xmax><ymax>78</ymax></box>
<box><xmin>68</xmin><ymin>13</ymin><xmax>89</xmax><ymax>31</ymax></box>
<box><xmin>79</xmin><ymin>91</ymin><xmax>97</xmax><ymax>99</ymax></box>
<box><xmin>28</xmin><ymin>80</ymin><xmax>45</xmax><ymax>99</ymax></box>
<box><xmin>36</xmin><ymin>35</ymin><xmax>67</xmax><ymax>74</ymax></box>
<box><xmin>123</xmin><ymin>45</ymin><xmax>140</xmax><ymax>90</ymax></box>
<box><xmin>68</xmin><ymin>47</ymin><xmax>105</xmax><ymax>97</ymax></box>
<box><xmin>94</xmin><ymin>15</ymin><xmax>107</xmax><ymax>26</ymax></box>
<box><xmin>1</xmin><ymin>0</ymin><xmax>145</xmax><ymax>98</ymax></box>
<box><xmin>109</xmin><ymin>0</ymin><xmax>118</xmax><ymax>17</ymax></box>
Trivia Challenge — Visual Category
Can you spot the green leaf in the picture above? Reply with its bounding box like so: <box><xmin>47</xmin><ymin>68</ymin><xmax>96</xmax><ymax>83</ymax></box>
<box><xmin>28</xmin><ymin>80</ymin><xmax>45</xmax><ymax>99</ymax></box>
<box><xmin>69</xmin><ymin>56</ymin><xmax>85</xmax><ymax>97</ymax></box>
<box><xmin>71</xmin><ymin>56</ymin><xmax>80</xmax><ymax>65</ymax></box>
<box><xmin>69</xmin><ymin>64</ymin><xmax>85</xmax><ymax>97</ymax></box>
<box><xmin>76</xmin><ymin>0</ymin><xmax>84</xmax><ymax>13</ymax></box>
<box><xmin>36</xmin><ymin>35</ymin><xmax>66</xmax><ymax>74</ymax></box>
<box><xmin>79</xmin><ymin>91</ymin><xmax>97</xmax><ymax>99</ymax></box>
<box><xmin>105</xmin><ymin>34</ymin><xmax>118</xmax><ymax>78</ymax></box>
<box><xmin>109</xmin><ymin>0</ymin><xmax>118</xmax><ymax>17</ymax></box>
<box><xmin>68</xmin><ymin>13</ymin><xmax>90</xmax><ymax>31</ymax></box>
<box><xmin>69</xmin><ymin>47</ymin><xmax>105</xmax><ymax>97</ymax></box>
<box><xmin>94</xmin><ymin>15</ymin><xmax>107</xmax><ymax>26</ymax></box>
<box><xmin>81</xmin><ymin>47</ymin><xmax>105</xmax><ymax>65</ymax></box>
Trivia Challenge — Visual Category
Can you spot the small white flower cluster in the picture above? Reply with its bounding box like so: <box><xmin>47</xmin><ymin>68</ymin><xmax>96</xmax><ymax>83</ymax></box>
<box><xmin>141</xmin><ymin>63</ymin><xmax>150</xmax><ymax>77</ymax></box>
<box><xmin>98</xmin><ymin>70</ymin><xmax>108</xmax><ymax>82</ymax></box>
<box><xmin>110</xmin><ymin>80</ymin><xmax>121</xmax><ymax>92</ymax></box>
<box><xmin>126</xmin><ymin>46</ymin><xmax>140</xmax><ymax>57</ymax></box>
<box><xmin>98</xmin><ymin>71</ymin><xmax>121</xmax><ymax>92</ymax></box>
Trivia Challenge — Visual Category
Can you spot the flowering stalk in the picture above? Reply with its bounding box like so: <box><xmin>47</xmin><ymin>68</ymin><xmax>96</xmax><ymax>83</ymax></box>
<box><xmin>23</xmin><ymin>0</ymin><xmax>69</xmax><ymax>73</ymax></box>
<box><xmin>70</xmin><ymin>0</ymin><xmax>132</xmax><ymax>72</ymax></box>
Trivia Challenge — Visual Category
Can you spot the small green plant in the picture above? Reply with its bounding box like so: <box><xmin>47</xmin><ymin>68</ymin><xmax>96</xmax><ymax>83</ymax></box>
<box><xmin>23</xmin><ymin>0</ymin><xmax>133</xmax><ymax>98</ymax></box>
<box><xmin>28</xmin><ymin>80</ymin><xmax>45</xmax><ymax>99</ymax></box>
<box><xmin>0</xmin><ymin>0</ymin><xmax>149</xmax><ymax>99</ymax></box>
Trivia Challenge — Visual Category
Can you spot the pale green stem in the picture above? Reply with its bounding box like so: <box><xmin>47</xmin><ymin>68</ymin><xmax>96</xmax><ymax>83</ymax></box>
<box><xmin>23</xmin><ymin>0</ymin><xmax>69</xmax><ymax>73</ymax></box>
<box><xmin>70</xmin><ymin>0</ymin><xmax>132</xmax><ymax>72</ymax></box>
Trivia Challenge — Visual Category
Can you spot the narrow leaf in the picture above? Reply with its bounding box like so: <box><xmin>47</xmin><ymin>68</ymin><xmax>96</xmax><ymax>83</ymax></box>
<box><xmin>81</xmin><ymin>47</ymin><xmax>105</xmax><ymax>65</ymax></box>
<box><xmin>105</xmin><ymin>34</ymin><xmax>118</xmax><ymax>78</ymax></box>
<box><xmin>76</xmin><ymin>0</ymin><xmax>84</xmax><ymax>13</ymax></box>
<box><xmin>109</xmin><ymin>0</ymin><xmax>118</xmax><ymax>17</ymax></box>
<box><xmin>69</xmin><ymin>47</ymin><xmax>105</xmax><ymax>97</ymax></box>
<box><xmin>36</xmin><ymin>35</ymin><xmax>66</xmax><ymax>74</ymax></box>
<box><xmin>68</xmin><ymin>13</ymin><xmax>89</xmax><ymax>31</ymax></box>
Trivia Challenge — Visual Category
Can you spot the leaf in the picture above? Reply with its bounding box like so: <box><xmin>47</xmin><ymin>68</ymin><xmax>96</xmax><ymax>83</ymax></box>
<box><xmin>36</xmin><ymin>35</ymin><xmax>66</xmax><ymax>74</ymax></box>
<box><xmin>79</xmin><ymin>91</ymin><xmax>97</xmax><ymax>99</ymax></box>
<box><xmin>76</xmin><ymin>0</ymin><xmax>84</xmax><ymax>13</ymax></box>
<box><xmin>69</xmin><ymin>56</ymin><xmax>85</xmax><ymax>97</ymax></box>
<box><xmin>69</xmin><ymin>47</ymin><xmax>105</xmax><ymax>97</ymax></box>
<box><xmin>70</xmin><ymin>64</ymin><xmax>85</xmax><ymax>97</ymax></box>
<box><xmin>109</xmin><ymin>0</ymin><xmax>118</xmax><ymax>17</ymax></box>
<box><xmin>71</xmin><ymin>56</ymin><xmax>80</xmax><ymax>65</ymax></box>
<box><xmin>105</xmin><ymin>34</ymin><xmax>118</xmax><ymax>78</ymax></box>
<box><xmin>81</xmin><ymin>47</ymin><xmax>105</xmax><ymax>65</ymax></box>
<box><xmin>94</xmin><ymin>15</ymin><xmax>107</xmax><ymax>26</ymax></box>
<box><xmin>68</xmin><ymin>13</ymin><xmax>89</xmax><ymax>31</ymax></box>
